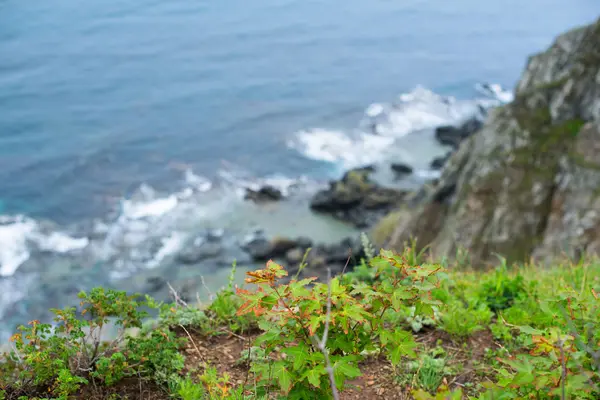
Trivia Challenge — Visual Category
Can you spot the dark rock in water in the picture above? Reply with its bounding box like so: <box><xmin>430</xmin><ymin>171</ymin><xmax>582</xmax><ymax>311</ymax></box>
<box><xmin>295</xmin><ymin>236</ymin><xmax>313</xmax><ymax>249</ymax></box>
<box><xmin>430</xmin><ymin>153</ymin><xmax>452</xmax><ymax>170</ymax></box>
<box><xmin>435</xmin><ymin>117</ymin><xmax>484</xmax><ymax>148</ymax></box>
<box><xmin>206</xmin><ymin>229</ymin><xmax>224</xmax><ymax>242</ymax></box>
<box><xmin>243</xmin><ymin>237</ymin><xmax>304</xmax><ymax>261</ymax></box>
<box><xmin>270</xmin><ymin>237</ymin><xmax>300</xmax><ymax>255</ymax></box>
<box><xmin>177</xmin><ymin>242</ymin><xmax>223</xmax><ymax>264</ymax></box>
<box><xmin>146</xmin><ymin>276</ymin><xmax>167</xmax><ymax>292</ymax></box>
<box><xmin>244</xmin><ymin>185</ymin><xmax>283</xmax><ymax>202</ymax></box>
<box><xmin>390</xmin><ymin>163</ymin><xmax>414</xmax><ymax>176</ymax></box>
<box><xmin>283</xmin><ymin>236</ymin><xmax>366</xmax><ymax>282</ymax></box>
<box><xmin>242</xmin><ymin>238</ymin><xmax>273</xmax><ymax>261</ymax></box>
<box><xmin>285</xmin><ymin>248</ymin><xmax>305</xmax><ymax>265</ymax></box>
<box><xmin>310</xmin><ymin>167</ymin><xmax>408</xmax><ymax>228</ymax></box>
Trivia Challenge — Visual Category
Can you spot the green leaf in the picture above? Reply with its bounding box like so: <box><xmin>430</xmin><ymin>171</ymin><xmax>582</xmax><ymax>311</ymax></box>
<box><xmin>334</xmin><ymin>357</ymin><xmax>362</xmax><ymax>381</ymax></box>
<box><xmin>343</xmin><ymin>305</ymin><xmax>367</xmax><ymax>323</ymax></box>
<box><xmin>272</xmin><ymin>362</ymin><xmax>293</xmax><ymax>394</ymax></box>
<box><xmin>414</xmin><ymin>301</ymin><xmax>434</xmax><ymax>318</ymax></box>
<box><xmin>289</xmin><ymin>279</ymin><xmax>314</xmax><ymax>298</ymax></box>
<box><xmin>302</xmin><ymin>364</ymin><xmax>326</xmax><ymax>388</ymax></box>
<box><xmin>388</xmin><ymin>332</ymin><xmax>417</xmax><ymax>363</ymax></box>
<box><xmin>379</xmin><ymin>330</ymin><xmax>393</xmax><ymax>346</ymax></box>
<box><xmin>308</xmin><ymin>315</ymin><xmax>323</xmax><ymax>336</ymax></box>
<box><xmin>282</xmin><ymin>343</ymin><xmax>309</xmax><ymax>371</ymax></box>
<box><xmin>392</xmin><ymin>289</ymin><xmax>415</xmax><ymax>310</ymax></box>
<box><xmin>516</xmin><ymin>325</ymin><xmax>544</xmax><ymax>335</ymax></box>
<box><xmin>255</xmin><ymin>330</ymin><xmax>282</xmax><ymax>347</ymax></box>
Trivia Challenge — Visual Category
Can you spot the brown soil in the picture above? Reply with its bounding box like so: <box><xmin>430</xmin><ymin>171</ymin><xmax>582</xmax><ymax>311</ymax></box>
<box><xmin>2</xmin><ymin>328</ymin><xmax>499</xmax><ymax>399</ymax></box>
<box><xmin>175</xmin><ymin>327</ymin><xmax>499</xmax><ymax>399</ymax></box>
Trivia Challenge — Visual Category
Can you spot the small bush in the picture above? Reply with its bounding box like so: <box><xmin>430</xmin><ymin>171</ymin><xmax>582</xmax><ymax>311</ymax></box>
<box><xmin>440</xmin><ymin>300</ymin><xmax>493</xmax><ymax>338</ymax></box>
<box><xmin>235</xmin><ymin>250</ymin><xmax>445</xmax><ymax>398</ymax></box>
<box><xmin>0</xmin><ymin>288</ymin><xmax>184</xmax><ymax>398</ymax></box>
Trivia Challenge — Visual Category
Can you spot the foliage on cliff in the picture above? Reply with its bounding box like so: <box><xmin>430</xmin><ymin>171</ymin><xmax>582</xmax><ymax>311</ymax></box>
<box><xmin>1</xmin><ymin>245</ymin><xmax>599</xmax><ymax>400</ymax></box>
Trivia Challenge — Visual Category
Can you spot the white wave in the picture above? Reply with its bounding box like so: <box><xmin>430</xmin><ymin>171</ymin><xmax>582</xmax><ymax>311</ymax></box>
<box><xmin>289</xmin><ymin>84</ymin><xmax>513</xmax><ymax>169</ymax></box>
<box><xmin>184</xmin><ymin>169</ymin><xmax>212</xmax><ymax>192</ymax></box>
<box><xmin>98</xmin><ymin>170</ymin><xmax>231</xmax><ymax>274</ymax></box>
<box><xmin>0</xmin><ymin>215</ymin><xmax>89</xmax><ymax>277</ymax></box>
<box><xmin>475</xmin><ymin>82</ymin><xmax>514</xmax><ymax>104</ymax></box>
<box><xmin>121</xmin><ymin>195</ymin><xmax>178</xmax><ymax>220</ymax></box>
<box><xmin>289</xmin><ymin>128</ymin><xmax>394</xmax><ymax>168</ymax></box>
<box><xmin>34</xmin><ymin>232</ymin><xmax>89</xmax><ymax>253</ymax></box>
<box><xmin>415</xmin><ymin>169</ymin><xmax>442</xmax><ymax>180</ymax></box>
<box><xmin>0</xmin><ymin>216</ymin><xmax>36</xmax><ymax>277</ymax></box>
<box><xmin>146</xmin><ymin>231</ymin><xmax>186</xmax><ymax>269</ymax></box>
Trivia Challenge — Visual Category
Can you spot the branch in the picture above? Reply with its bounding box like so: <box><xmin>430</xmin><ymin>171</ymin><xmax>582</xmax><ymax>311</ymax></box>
<box><xmin>310</xmin><ymin>268</ymin><xmax>340</xmax><ymax>400</ymax></box>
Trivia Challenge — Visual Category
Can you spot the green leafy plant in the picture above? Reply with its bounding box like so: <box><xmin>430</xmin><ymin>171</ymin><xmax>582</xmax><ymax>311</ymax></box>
<box><xmin>399</xmin><ymin>348</ymin><xmax>449</xmax><ymax>394</ymax></box>
<box><xmin>0</xmin><ymin>288</ymin><xmax>184</xmax><ymax>398</ymax></box>
<box><xmin>439</xmin><ymin>300</ymin><xmax>492</xmax><ymax>337</ymax></box>
<box><xmin>478</xmin><ymin>261</ymin><xmax>527</xmax><ymax>312</ymax></box>
<box><xmin>235</xmin><ymin>249</ymin><xmax>445</xmax><ymax>398</ymax></box>
<box><xmin>176</xmin><ymin>376</ymin><xmax>205</xmax><ymax>400</ymax></box>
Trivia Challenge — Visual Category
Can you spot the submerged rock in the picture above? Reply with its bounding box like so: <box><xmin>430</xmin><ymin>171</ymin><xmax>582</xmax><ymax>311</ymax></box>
<box><xmin>310</xmin><ymin>167</ymin><xmax>409</xmax><ymax>228</ymax></box>
<box><xmin>383</xmin><ymin>18</ymin><xmax>600</xmax><ymax>266</ymax></box>
<box><xmin>243</xmin><ymin>236</ymin><xmax>312</xmax><ymax>262</ymax></box>
<box><xmin>244</xmin><ymin>185</ymin><xmax>283</xmax><ymax>202</ymax></box>
<box><xmin>435</xmin><ymin>117</ymin><xmax>483</xmax><ymax>149</ymax></box>
<box><xmin>390</xmin><ymin>163</ymin><xmax>414</xmax><ymax>176</ymax></box>
<box><xmin>430</xmin><ymin>152</ymin><xmax>452</xmax><ymax>170</ymax></box>
<box><xmin>177</xmin><ymin>241</ymin><xmax>223</xmax><ymax>264</ymax></box>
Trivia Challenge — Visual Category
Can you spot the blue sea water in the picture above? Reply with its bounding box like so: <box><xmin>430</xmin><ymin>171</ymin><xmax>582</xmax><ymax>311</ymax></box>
<box><xmin>0</xmin><ymin>0</ymin><xmax>596</xmax><ymax>221</ymax></box>
<box><xmin>0</xmin><ymin>0</ymin><xmax>598</xmax><ymax>337</ymax></box>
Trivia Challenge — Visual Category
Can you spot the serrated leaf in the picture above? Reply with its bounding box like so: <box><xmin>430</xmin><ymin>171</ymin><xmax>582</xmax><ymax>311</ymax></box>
<box><xmin>272</xmin><ymin>362</ymin><xmax>293</xmax><ymax>393</ymax></box>
<box><xmin>308</xmin><ymin>315</ymin><xmax>323</xmax><ymax>336</ymax></box>
<box><xmin>334</xmin><ymin>358</ymin><xmax>362</xmax><ymax>378</ymax></box>
<box><xmin>255</xmin><ymin>330</ymin><xmax>282</xmax><ymax>346</ymax></box>
<box><xmin>388</xmin><ymin>333</ymin><xmax>417</xmax><ymax>364</ymax></box>
<box><xmin>282</xmin><ymin>343</ymin><xmax>309</xmax><ymax>370</ymax></box>
<box><xmin>343</xmin><ymin>305</ymin><xmax>367</xmax><ymax>323</ymax></box>
<box><xmin>392</xmin><ymin>289</ymin><xmax>415</xmax><ymax>310</ymax></box>
<box><xmin>414</xmin><ymin>301</ymin><xmax>434</xmax><ymax>318</ymax></box>
<box><xmin>333</xmin><ymin>358</ymin><xmax>362</xmax><ymax>388</ymax></box>
<box><xmin>516</xmin><ymin>325</ymin><xmax>544</xmax><ymax>335</ymax></box>
<box><xmin>379</xmin><ymin>330</ymin><xmax>393</xmax><ymax>346</ymax></box>
<box><xmin>289</xmin><ymin>279</ymin><xmax>314</xmax><ymax>299</ymax></box>
<box><xmin>302</xmin><ymin>364</ymin><xmax>326</xmax><ymax>388</ymax></box>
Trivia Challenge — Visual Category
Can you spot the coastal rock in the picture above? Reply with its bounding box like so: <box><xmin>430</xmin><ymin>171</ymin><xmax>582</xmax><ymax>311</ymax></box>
<box><xmin>310</xmin><ymin>167</ymin><xmax>409</xmax><ymax>228</ymax></box>
<box><xmin>243</xmin><ymin>236</ymin><xmax>310</xmax><ymax>261</ymax></box>
<box><xmin>390</xmin><ymin>163</ymin><xmax>414</xmax><ymax>176</ymax></box>
<box><xmin>177</xmin><ymin>242</ymin><xmax>223</xmax><ymax>264</ymax></box>
<box><xmin>244</xmin><ymin>185</ymin><xmax>283</xmax><ymax>202</ymax></box>
<box><xmin>145</xmin><ymin>276</ymin><xmax>167</xmax><ymax>292</ymax></box>
<box><xmin>435</xmin><ymin>117</ymin><xmax>483</xmax><ymax>149</ymax></box>
<box><xmin>284</xmin><ymin>236</ymin><xmax>366</xmax><ymax>281</ymax></box>
<box><xmin>285</xmin><ymin>248</ymin><xmax>305</xmax><ymax>265</ymax></box>
<box><xmin>430</xmin><ymin>152</ymin><xmax>452</xmax><ymax>170</ymax></box>
<box><xmin>381</xmin><ymin>18</ymin><xmax>600</xmax><ymax>267</ymax></box>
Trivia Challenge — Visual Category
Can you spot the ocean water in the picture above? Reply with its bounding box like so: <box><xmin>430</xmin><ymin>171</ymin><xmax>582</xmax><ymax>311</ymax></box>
<box><xmin>0</xmin><ymin>0</ymin><xmax>597</xmax><ymax>338</ymax></box>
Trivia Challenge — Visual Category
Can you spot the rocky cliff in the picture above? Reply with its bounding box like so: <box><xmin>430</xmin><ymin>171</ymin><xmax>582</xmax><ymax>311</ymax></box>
<box><xmin>382</xmin><ymin>17</ymin><xmax>600</xmax><ymax>266</ymax></box>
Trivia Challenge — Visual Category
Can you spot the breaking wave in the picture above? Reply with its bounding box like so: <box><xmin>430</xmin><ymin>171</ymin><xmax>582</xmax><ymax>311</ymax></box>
<box><xmin>288</xmin><ymin>83</ymin><xmax>513</xmax><ymax>171</ymax></box>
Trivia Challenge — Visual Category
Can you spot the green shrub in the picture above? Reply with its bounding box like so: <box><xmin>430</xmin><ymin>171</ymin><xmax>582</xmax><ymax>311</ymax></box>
<box><xmin>0</xmin><ymin>288</ymin><xmax>184</xmax><ymax>398</ymax></box>
<box><xmin>440</xmin><ymin>300</ymin><xmax>493</xmax><ymax>337</ymax></box>
<box><xmin>235</xmin><ymin>250</ymin><xmax>445</xmax><ymax>399</ymax></box>
<box><xmin>478</xmin><ymin>264</ymin><xmax>527</xmax><ymax>312</ymax></box>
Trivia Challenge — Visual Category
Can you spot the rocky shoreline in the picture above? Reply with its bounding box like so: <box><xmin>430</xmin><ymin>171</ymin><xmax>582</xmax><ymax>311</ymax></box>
<box><xmin>215</xmin><ymin>114</ymin><xmax>487</xmax><ymax>281</ymax></box>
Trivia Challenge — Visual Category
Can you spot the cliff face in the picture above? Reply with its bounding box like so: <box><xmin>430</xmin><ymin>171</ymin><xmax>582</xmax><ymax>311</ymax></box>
<box><xmin>384</xmin><ymin>18</ymin><xmax>600</xmax><ymax>266</ymax></box>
